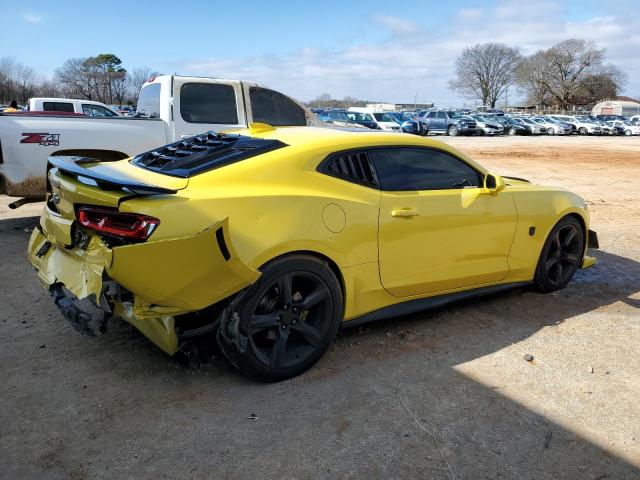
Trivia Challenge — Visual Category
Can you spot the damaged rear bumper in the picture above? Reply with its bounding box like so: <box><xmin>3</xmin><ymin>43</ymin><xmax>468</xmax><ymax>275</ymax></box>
<box><xmin>28</xmin><ymin>206</ymin><xmax>260</xmax><ymax>355</ymax></box>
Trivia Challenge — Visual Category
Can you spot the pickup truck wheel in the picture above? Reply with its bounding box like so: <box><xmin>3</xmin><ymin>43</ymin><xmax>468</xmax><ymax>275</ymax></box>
<box><xmin>534</xmin><ymin>216</ymin><xmax>584</xmax><ymax>293</ymax></box>
<box><xmin>624</xmin><ymin>129</ymin><xmax>632</xmax><ymax>136</ymax></box>
<box><xmin>578</xmin><ymin>127</ymin><xmax>588</xmax><ymax>135</ymax></box>
<box><xmin>508</xmin><ymin>127</ymin><xmax>517</xmax><ymax>136</ymax></box>
<box><xmin>447</xmin><ymin>125</ymin><xmax>458</xmax><ymax>137</ymax></box>
<box><xmin>219</xmin><ymin>255</ymin><xmax>342</xmax><ymax>382</ymax></box>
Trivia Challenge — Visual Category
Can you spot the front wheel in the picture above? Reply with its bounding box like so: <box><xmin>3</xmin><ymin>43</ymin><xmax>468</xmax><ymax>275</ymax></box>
<box><xmin>534</xmin><ymin>216</ymin><xmax>584</xmax><ymax>293</ymax></box>
<box><xmin>447</xmin><ymin>125</ymin><xmax>458</xmax><ymax>136</ymax></box>
<box><xmin>578</xmin><ymin>127</ymin><xmax>588</xmax><ymax>135</ymax></box>
<box><xmin>219</xmin><ymin>255</ymin><xmax>343</xmax><ymax>382</ymax></box>
<box><xmin>624</xmin><ymin>129</ymin><xmax>632</xmax><ymax>136</ymax></box>
<box><xmin>547</xmin><ymin>128</ymin><xmax>555</xmax><ymax>135</ymax></box>
<box><xmin>508</xmin><ymin>127</ymin><xmax>517</xmax><ymax>136</ymax></box>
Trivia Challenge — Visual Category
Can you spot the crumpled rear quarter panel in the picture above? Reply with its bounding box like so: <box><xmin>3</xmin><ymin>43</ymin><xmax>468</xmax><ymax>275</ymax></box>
<box><xmin>108</xmin><ymin>218</ymin><xmax>260</xmax><ymax>311</ymax></box>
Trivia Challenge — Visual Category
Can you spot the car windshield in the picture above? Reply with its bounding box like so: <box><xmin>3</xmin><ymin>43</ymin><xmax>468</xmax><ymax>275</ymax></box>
<box><xmin>446</xmin><ymin>111</ymin><xmax>462</xmax><ymax>119</ymax></box>
<box><xmin>373</xmin><ymin>113</ymin><xmax>395</xmax><ymax>122</ymax></box>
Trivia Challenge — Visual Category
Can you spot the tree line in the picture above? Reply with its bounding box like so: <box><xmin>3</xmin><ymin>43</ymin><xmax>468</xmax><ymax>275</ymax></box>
<box><xmin>0</xmin><ymin>54</ymin><xmax>158</xmax><ymax>106</ymax></box>
<box><xmin>450</xmin><ymin>38</ymin><xmax>627</xmax><ymax>109</ymax></box>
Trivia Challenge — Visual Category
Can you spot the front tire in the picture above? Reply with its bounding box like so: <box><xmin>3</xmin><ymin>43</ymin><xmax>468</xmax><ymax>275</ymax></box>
<box><xmin>624</xmin><ymin>129</ymin><xmax>632</xmax><ymax>136</ymax></box>
<box><xmin>219</xmin><ymin>255</ymin><xmax>343</xmax><ymax>382</ymax></box>
<box><xmin>448</xmin><ymin>125</ymin><xmax>458</xmax><ymax>136</ymax></box>
<box><xmin>508</xmin><ymin>127</ymin><xmax>517</xmax><ymax>136</ymax></box>
<box><xmin>534</xmin><ymin>216</ymin><xmax>584</xmax><ymax>293</ymax></box>
<box><xmin>578</xmin><ymin>127</ymin><xmax>588</xmax><ymax>135</ymax></box>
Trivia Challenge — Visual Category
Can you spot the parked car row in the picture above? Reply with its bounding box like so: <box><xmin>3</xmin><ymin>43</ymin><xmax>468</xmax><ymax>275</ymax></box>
<box><xmin>312</xmin><ymin>108</ymin><xmax>640</xmax><ymax>137</ymax></box>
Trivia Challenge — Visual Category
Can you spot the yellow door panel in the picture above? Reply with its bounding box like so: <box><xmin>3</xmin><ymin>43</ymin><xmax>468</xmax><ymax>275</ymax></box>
<box><xmin>378</xmin><ymin>188</ymin><xmax>517</xmax><ymax>297</ymax></box>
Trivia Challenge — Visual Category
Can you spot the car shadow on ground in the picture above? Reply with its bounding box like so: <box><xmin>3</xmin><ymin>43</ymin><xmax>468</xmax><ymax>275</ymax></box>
<box><xmin>1</xmin><ymin>215</ymin><xmax>639</xmax><ymax>479</ymax></box>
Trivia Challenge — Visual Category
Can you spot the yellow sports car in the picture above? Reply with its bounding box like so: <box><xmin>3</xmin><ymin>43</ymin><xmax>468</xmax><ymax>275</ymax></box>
<box><xmin>28</xmin><ymin>125</ymin><xmax>598</xmax><ymax>381</ymax></box>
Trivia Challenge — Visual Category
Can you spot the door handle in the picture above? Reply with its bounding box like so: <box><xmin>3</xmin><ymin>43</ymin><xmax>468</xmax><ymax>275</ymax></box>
<box><xmin>391</xmin><ymin>208</ymin><xmax>419</xmax><ymax>218</ymax></box>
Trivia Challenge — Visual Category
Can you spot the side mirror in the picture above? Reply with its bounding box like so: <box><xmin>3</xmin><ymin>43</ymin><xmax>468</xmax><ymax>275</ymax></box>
<box><xmin>484</xmin><ymin>173</ymin><xmax>505</xmax><ymax>193</ymax></box>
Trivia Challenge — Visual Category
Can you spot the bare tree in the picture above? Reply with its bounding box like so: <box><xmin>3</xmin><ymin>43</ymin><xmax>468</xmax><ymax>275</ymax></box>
<box><xmin>56</xmin><ymin>58</ymin><xmax>94</xmax><ymax>99</ymax></box>
<box><xmin>0</xmin><ymin>57</ymin><xmax>38</xmax><ymax>103</ymax></box>
<box><xmin>129</xmin><ymin>67</ymin><xmax>158</xmax><ymax>95</ymax></box>
<box><xmin>516</xmin><ymin>51</ymin><xmax>552</xmax><ymax>105</ymax></box>
<box><xmin>449</xmin><ymin>43</ymin><xmax>522</xmax><ymax>108</ymax></box>
<box><xmin>516</xmin><ymin>39</ymin><xmax>623</xmax><ymax>109</ymax></box>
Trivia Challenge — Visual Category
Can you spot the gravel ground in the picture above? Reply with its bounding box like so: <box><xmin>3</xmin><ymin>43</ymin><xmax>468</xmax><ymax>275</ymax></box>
<box><xmin>1</xmin><ymin>135</ymin><xmax>639</xmax><ymax>480</ymax></box>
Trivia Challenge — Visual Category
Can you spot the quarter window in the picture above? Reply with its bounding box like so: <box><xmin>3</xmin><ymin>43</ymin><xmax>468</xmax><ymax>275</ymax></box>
<box><xmin>180</xmin><ymin>83</ymin><xmax>238</xmax><ymax>124</ymax></box>
<box><xmin>250</xmin><ymin>87</ymin><xmax>306</xmax><ymax>126</ymax></box>
<box><xmin>369</xmin><ymin>147</ymin><xmax>482</xmax><ymax>191</ymax></box>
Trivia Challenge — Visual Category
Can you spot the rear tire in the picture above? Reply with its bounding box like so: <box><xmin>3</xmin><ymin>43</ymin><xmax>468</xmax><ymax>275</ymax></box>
<box><xmin>218</xmin><ymin>255</ymin><xmax>343</xmax><ymax>382</ymax></box>
<box><xmin>534</xmin><ymin>216</ymin><xmax>584</xmax><ymax>293</ymax></box>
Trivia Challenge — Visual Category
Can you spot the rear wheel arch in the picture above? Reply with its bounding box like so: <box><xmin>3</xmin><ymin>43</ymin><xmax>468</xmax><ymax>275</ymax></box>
<box><xmin>258</xmin><ymin>250</ymin><xmax>346</xmax><ymax>311</ymax></box>
<box><xmin>50</xmin><ymin>149</ymin><xmax>130</xmax><ymax>161</ymax></box>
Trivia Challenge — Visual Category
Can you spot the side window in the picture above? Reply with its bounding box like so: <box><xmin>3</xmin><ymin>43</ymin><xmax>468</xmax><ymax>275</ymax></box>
<box><xmin>43</xmin><ymin>102</ymin><xmax>74</xmax><ymax>113</ymax></box>
<box><xmin>427</xmin><ymin>112</ymin><xmax>436</xmax><ymax>118</ymax></box>
<box><xmin>82</xmin><ymin>104</ymin><xmax>116</xmax><ymax>117</ymax></box>
<box><xmin>180</xmin><ymin>83</ymin><xmax>238</xmax><ymax>124</ymax></box>
<box><xmin>436</xmin><ymin>112</ymin><xmax>446</xmax><ymax>119</ymax></box>
<box><xmin>369</xmin><ymin>147</ymin><xmax>482</xmax><ymax>191</ymax></box>
<box><xmin>249</xmin><ymin>87</ymin><xmax>307</xmax><ymax>126</ymax></box>
<box><xmin>94</xmin><ymin>105</ymin><xmax>117</xmax><ymax>117</ymax></box>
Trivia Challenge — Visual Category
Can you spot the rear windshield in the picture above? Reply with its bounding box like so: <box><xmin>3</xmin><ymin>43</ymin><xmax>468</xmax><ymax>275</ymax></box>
<box><xmin>180</xmin><ymin>83</ymin><xmax>239</xmax><ymax>124</ymax></box>
<box><xmin>131</xmin><ymin>131</ymin><xmax>287</xmax><ymax>178</ymax></box>
<box><xmin>136</xmin><ymin>83</ymin><xmax>161</xmax><ymax>118</ymax></box>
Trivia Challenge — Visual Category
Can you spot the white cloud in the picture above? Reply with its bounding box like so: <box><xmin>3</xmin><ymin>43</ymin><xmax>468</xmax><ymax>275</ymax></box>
<box><xmin>458</xmin><ymin>8</ymin><xmax>483</xmax><ymax>20</ymax></box>
<box><xmin>168</xmin><ymin>4</ymin><xmax>640</xmax><ymax>106</ymax></box>
<box><xmin>371</xmin><ymin>14</ymin><xmax>418</xmax><ymax>36</ymax></box>
<box><xmin>22</xmin><ymin>12</ymin><xmax>45</xmax><ymax>23</ymax></box>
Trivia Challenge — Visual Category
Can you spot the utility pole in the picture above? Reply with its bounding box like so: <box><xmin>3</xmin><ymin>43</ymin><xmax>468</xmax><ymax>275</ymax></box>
<box><xmin>414</xmin><ymin>91</ymin><xmax>417</xmax><ymax>109</ymax></box>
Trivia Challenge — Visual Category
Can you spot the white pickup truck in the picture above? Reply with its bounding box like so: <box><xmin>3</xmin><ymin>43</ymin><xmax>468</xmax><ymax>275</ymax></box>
<box><xmin>0</xmin><ymin>75</ymin><xmax>318</xmax><ymax>203</ymax></box>
<box><xmin>27</xmin><ymin>98</ymin><xmax>121</xmax><ymax>117</ymax></box>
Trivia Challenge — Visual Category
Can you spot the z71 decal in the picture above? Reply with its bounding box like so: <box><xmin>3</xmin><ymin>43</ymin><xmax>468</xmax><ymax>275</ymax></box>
<box><xmin>20</xmin><ymin>133</ymin><xmax>61</xmax><ymax>146</ymax></box>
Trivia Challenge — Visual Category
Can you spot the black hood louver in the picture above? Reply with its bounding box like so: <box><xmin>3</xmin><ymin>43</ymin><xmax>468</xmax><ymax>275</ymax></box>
<box><xmin>131</xmin><ymin>131</ymin><xmax>288</xmax><ymax>178</ymax></box>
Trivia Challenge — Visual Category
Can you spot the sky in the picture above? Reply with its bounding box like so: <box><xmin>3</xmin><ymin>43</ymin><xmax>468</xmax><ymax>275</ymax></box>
<box><xmin>1</xmin><ymin>0</ymin><xmax>638</xmax><ymax>107</ymax></box>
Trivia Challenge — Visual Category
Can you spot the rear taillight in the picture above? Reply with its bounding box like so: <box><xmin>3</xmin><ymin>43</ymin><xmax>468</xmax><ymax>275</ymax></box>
<box><xmin>77</xmin><ymin>207</ymin><xmax>159</xmax><ymax>241</ymax></box>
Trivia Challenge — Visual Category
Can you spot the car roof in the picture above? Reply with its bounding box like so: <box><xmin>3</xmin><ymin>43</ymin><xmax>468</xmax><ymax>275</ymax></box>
<box><xmin>227</xmin><ymin>126</ymin><xmax>487</xmax><ymax>172</ymax></box>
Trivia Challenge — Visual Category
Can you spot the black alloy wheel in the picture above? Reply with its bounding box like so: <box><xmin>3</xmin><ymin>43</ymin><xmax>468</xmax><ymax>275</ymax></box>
<box><xmin>219</xmin><ymin>255</ymin><xmax>342</xmax><ymax>382</ymax></box>
<box><xmin>534</xmin><ymin>216</ymin><xmax>584</xmax><ymax>292</ymax></box>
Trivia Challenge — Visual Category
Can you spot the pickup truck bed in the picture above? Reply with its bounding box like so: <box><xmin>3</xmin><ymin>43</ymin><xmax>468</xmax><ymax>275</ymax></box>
<box><xmin>0</xmin><ymin>113</ymin><xmax>166</xmax><ymax>196</ymax></box>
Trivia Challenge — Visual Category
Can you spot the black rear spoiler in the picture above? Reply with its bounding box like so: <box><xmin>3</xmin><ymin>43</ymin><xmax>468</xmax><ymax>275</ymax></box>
<box><xmin>48</xmin><ymin>156</ymin><xmax>178</xmax><ymax>195</ymax></box>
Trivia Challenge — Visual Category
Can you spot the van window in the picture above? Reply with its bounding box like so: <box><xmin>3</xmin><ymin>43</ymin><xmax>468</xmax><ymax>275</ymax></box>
<box><xmin>43</xmin><ymin>102</ymin><xmax>74</xmax><ymax>113</ymax></box>
<box><xmin>137</xmin><ymin>83</ymin><xmax>161</xmax><ymax>118</ymax></box>
<box><xmin>249</xmin><ymin>87</ymin><xmax>306</xmax><ymax>126</ymax></box>
<box><xmin>180</xmin><ymin>83</ymin><xmax>238</xmax><ymax>124</ymax></box>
